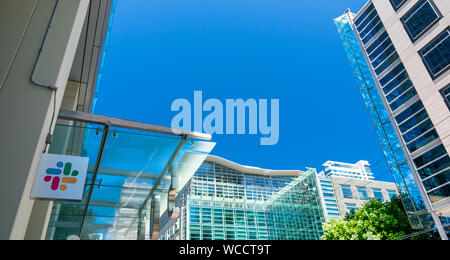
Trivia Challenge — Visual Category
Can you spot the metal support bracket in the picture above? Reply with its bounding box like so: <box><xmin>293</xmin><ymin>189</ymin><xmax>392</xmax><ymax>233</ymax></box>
<box><xmin>167</xmin><ymin>167</ymin><xmax>180</xmax><ymax>219</ymax></box>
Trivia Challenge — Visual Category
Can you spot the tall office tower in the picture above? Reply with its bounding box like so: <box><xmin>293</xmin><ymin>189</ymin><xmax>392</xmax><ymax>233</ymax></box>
<box><xmin>321</xmin><ymin>160</ymin><xmax>375</xmax><ymax>180</ymax></box>
<box><xmin>334</xmin><ymin>0</ymin><xmax>449</xmax><ymax>238</ymax></box>
<box><xmin>158</xmin><ymin>155</ymin><xmax>325</xmax><ymax>240</ymax></box>
<box><xmin>316</xmin><ymin>160</ymin><xmax>398</xmax><ymax>220</ymax></box>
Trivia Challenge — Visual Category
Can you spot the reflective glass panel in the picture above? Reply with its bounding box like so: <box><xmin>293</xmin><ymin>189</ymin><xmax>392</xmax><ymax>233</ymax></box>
<box><xmin>401</xmin><ymin>0</ymin><xmax>441</xmax><ymax>41</ymax></box>
<box><xmin>420</xmin><ymin>29</ymin><xmax>450</xmax><ymax>78</ymax></box>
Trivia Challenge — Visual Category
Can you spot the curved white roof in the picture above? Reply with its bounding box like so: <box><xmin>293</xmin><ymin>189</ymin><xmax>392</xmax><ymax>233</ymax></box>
<box><xmin>205</xmin><ymin>155</ymin><xmax>303</xmax><ymax>177</ymax></box>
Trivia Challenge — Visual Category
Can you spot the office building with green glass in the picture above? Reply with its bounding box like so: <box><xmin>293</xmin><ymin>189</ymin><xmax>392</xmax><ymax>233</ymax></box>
<box><xmin>334</xmin><ymin>0</ymin><xmax>449</xmax><ymax>239</ymax></box>
<box><xmin>158</xmin><ymin>156</ymin><xmax>325</xmax><ymax>240</ymax></box>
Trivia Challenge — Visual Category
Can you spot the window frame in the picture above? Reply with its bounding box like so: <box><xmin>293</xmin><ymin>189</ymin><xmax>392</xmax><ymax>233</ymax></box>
<box><xmin>419</xmin><ymin>27</ymin><xmax>450</xmax><ymax>80</ymax></box>
<box><xmin>387</xmin><ymin>190</ymin><xmax>397</xmax><ymax>199</ymax></box>
<box><xmin>341</xmin><ymin>185</ymin><xmax>353</xmax><ymax>199</ymax></box>
<box><xmin>400</xmin><ymin>0</ymin><xmax>442</xmax><ymax>42</ymax></box>
<box><xmin>357</xmin><ymin>187</ymin><xmax>369</xmax><ymax>200</ymax></box>
<box><xmin>345</xmin><ymin>203</ymin><xmax>357</xmax><ymax>211</ymax></box>
<box><xmin>440</xmin><ymin>84</ymin><xmax>450</xmax><ymax>110</ymax></box>
<box><xmin>389</xmin><ymin>0</ymin><xmax>408</xmax><ymax>11</ymax></box>
<box><xmin>372</xmin><ymin>188</ymin><xmax>385</xmax><ymax>201</ymax></box>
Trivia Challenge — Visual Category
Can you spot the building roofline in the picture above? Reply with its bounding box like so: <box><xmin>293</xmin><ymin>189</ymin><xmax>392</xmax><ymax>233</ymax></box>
<box><xmin>205</xmin><ymin>155</ymin><xmax>303</xmax><ymax>177</ymax></box>
<box><xmin>329</xmin><ymin>175</ymin><xmax>396</xmax><ymax>185</ymax></box>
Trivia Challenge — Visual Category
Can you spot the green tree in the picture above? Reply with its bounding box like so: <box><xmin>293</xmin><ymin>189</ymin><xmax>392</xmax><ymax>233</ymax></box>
<box><xmin>321</xmin><ymin>196</ymin><xmax>440</xmax><ymax>240</ymax></box>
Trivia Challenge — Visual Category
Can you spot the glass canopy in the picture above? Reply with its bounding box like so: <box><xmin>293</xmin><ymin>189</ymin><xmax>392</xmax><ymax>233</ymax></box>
<box><xmin>45</xmin><ymin>123</ymin><xmax>215</xmax><ymax>240</ymax></box>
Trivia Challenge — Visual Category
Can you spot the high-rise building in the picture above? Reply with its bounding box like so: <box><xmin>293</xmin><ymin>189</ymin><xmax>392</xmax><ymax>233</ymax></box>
<box><xmin>321</xmin><ymin>160</ymin><xmax>375</xmax><ymax>180</ymax></box>
<box><xmin>158</xmin><ymin>155</ymin><xmax>325</xmax><ymax>240</ymax></box>
<box><xmin>316</xmin><ymin>160</ymin><xmax>398</xmax><ymax>220</ymax></box>
<box><xmin>334</xmin><ymin>0</ymin><xmax>449</xmax><ymax>239</ymax></box>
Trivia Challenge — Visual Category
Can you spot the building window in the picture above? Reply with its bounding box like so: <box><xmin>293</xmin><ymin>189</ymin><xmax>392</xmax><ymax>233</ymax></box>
<box><xmin>395</xmin><ymin>102</ymin><xmax>438</xmax><ymax>153</ymax></box>
<box><xmin>413</xmin><ymin>144</ymin><xmax>447</xmax><ymax>169</ymax></box>
<box><xmin>389</xmin><ymin>0</ymin><xmax>407</xmax><ymax>11</ymax></box>
<box><xmin>422</xmin><ymin>170</ymin><xmax>450</xmax><ymax>192</ymax></box>
<box><xmin>354</xmin><ymin>4</ymin><xmax>375</xmax><ymax>28</ymax></box>
<box><xmin>419</xmin><ymin>28</ymin><xmax>450</xmax><ymax>79</ymax></box>
<box><xmin>366</xmin><ymin>31</ymin><xmax>389</xmax><ymax>55</ymax></box>
<box><xmin>357</xmin><ymin>187</ymin><xmax>369</xmax><ymax>200</ymax></box>
<box><xmin>372</xmin><ymin>188</ymin><xmax>384</xmax><ymax>201</ymax></box>
<box><xmin>427</xmin><ymin>183</ymin><xmax>450</xmax><ymax>203</ymax></box>
<box><xmin>341</xmin><ymin>185</ymin><xmax>353</xmax><ymax>199</ymax></box>
<box><xmin>389</xmin><ymin>87</ymin><xmax>417</xmax><ymax>112</ymax></box>
<box><xmin>417</xmin><ymin>156</ymin><xmax>450</xmax><ymax>180</ymax></box>
<box><xmin>380</xmin><ymin>63</ymin><xmax>407</xmax><ymax>91</ymax></box>
<box><xmin>401</xmin><ymin>0</ymin><xmax>441</xmax><ymax>42</ymax></box>
<box><xmin>345</xmin><ymin>203</ymin><xmax>357</xmax><ymax>211</ymax></box>
<box><xmin>386</xmin><ymin>79</ymin><xmax>413</xmax><ymax>104</ymax></box>
<box><xmin>440</xmin><ymin>85</ymin><xmax>450</xmax><ymax>110</ymax></box>
<box><xmin>387</xmin><ymin>190</ymin><xmax>397</xmax><ymax>199</ymax></box>
<box><xmin>394</xmin><ymin>100</ymin><xmax>424</xmax><ymax>125</ymax></box>
<box><xmin>406</xmin><ymin>128</ymin><xmax>439</xmax><ymax>153</ymax></box>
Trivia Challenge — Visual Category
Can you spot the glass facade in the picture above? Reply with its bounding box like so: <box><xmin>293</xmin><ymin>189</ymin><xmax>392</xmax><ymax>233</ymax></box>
<box><xmin>345</xmin><ymin>203</ymin><xmax>357</xmax><ymax>211</ymax></box>
<box><xmin>401</xmin><ymin>0</ymin><xmax>441</xmax><ymax>42</ymax></box>
<box><xmin>317</xmin><ymin>178</ymin><xmax>340</xmax><ymax>219</ymax></box>
<box><xmin>159</xmin><ymin>161</ymin><xmax>325</xmax><ymax>240</ymax></box>
<box><xmin>387</xmin><ymin>189</ymin><xmax>398</xmax><ymax>199</ymax></box>
<box><xmin>373</xmin><ymin>188</ymin><xmax>385</xmax><ymax>201</ymax></box>
<box><xmin>265</xmin><ymin>172</ymin><xmax>325</xmax><ymax>240</ymax></box>
<box><xmin>334</xmin><ymin>11</ymin><xmax>434</xmax><ymax>229</ymax></box>
<box><xmin>341</xmin><ymin>185</ymin><xmax>353</xmax><ymax>199</ymax></box>
<box><xmin>419</xmin><ymin>28</ymin><xmax>450</xmax><ymax>79</ymax></box>
<box><xmin>357</xmin><ymin>187</ymin><xmax>369</xmax><ymax>200</ymax></box>
<box><xmin>44</xmin><ymin>124</ymin><xmax>215</xmax><ymax>240</ymax></box>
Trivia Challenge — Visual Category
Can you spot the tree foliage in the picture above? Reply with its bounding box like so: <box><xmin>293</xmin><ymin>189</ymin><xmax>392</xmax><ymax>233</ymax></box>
<box><xmin>321</xmin><ymin>196</ymin><xmax>439</xmax><ymax>240</ymax></box>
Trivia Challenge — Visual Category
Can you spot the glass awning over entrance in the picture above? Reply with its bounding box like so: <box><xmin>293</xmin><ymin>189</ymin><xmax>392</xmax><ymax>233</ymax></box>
<box><xmin>45</xmin><ymin>110</ymin><xmax>215</xmax><ymax>240</ymax></box>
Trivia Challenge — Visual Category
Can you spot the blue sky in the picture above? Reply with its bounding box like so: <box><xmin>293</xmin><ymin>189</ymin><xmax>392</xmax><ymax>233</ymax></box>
<box><xmin>95</xmin><ymin>0</ymin><xmax>394</xmax><ymax>182</ymax></box>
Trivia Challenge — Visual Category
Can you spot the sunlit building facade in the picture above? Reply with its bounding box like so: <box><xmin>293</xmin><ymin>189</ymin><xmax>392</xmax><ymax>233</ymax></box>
<box><xmin>158</xmin><ymin>156</ymin><xmax>325</xmax><ymax>240</ymax></box>
<box><xmin>0</xmin><ymin>0</ymin><xmax>116</xmax><ymax>239</ymax></box>
<box><xmin>321</xmin><ymin>160</ymin><xmax>375</xmax><ymax>180</ymax></box>
<box><xmin>335</xmin><ymin>0</ymin><xmax>449</xmax><ymax>238</ymax></box>
<box><xmin>316</xmin><ymin>160</ymin><xmax>398</xmax><ymax>220</ymax></box>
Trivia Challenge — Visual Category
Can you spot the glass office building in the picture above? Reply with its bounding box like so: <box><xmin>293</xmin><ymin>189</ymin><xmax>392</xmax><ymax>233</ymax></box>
<box><xmin>335</xmin><ymin>0</ymin><xmax>449</xmax><ymax>237</ymax></box>
<box><xmin>265</xmin><ymin>170</ymin><xmax>325</xmax><ymax>240</ymax></box>
<box><xmin>159</xmin><ymin>156</ymin><xmax>325</xmax><ymax>240</ymax></box>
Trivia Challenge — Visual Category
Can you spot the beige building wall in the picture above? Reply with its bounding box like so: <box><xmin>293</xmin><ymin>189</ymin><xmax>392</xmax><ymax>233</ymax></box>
<box><xmin>0</xmin><ymin>0</ymin><xmax>89</xmax><ymax>240</ymax></box>
<box><xmin>371</xmin><ymin>0</ymin><xmax>450</xmax><ymax>215</ymax></box>
<box><xmin>330</xmin><ymin>176</ymin><xmax>399</xmax><ymax>216</ymax></box>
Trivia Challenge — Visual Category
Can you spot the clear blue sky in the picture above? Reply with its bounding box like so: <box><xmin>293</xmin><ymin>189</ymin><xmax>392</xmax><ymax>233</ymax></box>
<box><xmin>95</xmin><ymin>0</ymin><xmax>394</xmax><ymax>182</ymax></box>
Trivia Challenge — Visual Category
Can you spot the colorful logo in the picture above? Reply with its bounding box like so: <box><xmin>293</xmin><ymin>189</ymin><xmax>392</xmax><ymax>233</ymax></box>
<box><xmin>44</xmin><ymin>161</ymin><xmax>79</xmax><ymax>191</ymax></box>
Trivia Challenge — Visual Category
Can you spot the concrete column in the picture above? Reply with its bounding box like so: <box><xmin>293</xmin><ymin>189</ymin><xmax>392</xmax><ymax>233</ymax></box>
<box><xmin>24</xmin><ymin>80</ymin><xmax>81</xmax><ymax>240</ymax></box>
<box><xmin>24</xmin><ymin>200</ymin><xmax>54</xmax><ymax>240</ymax></box>
<box><xmin>0</xmin><ymin>0</ymin><xmax>89</xmax><ymax>240</ymax></box>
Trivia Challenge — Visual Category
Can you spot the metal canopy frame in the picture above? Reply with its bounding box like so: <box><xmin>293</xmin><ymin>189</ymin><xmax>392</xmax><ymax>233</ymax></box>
<box><xmin>58</xmin><ymin>109</ymin><xmax>211</xmax><ymax>140</ymax></box>
<box><xmin>56</xmin><ymin>109</ymin><xmax>212</xmax><ymax>239</ymax></box>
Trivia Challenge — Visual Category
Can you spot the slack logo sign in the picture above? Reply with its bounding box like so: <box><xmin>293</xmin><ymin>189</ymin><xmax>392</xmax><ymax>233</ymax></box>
<box><xmin>31</xmin><ymin>154</ymin><xmax>89</xmax><ymax>201</ymax></box>
<box><xmin>44</xmin><ymin>161</ymin><xmax>79</xmax><ymax>191</ymax></box>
